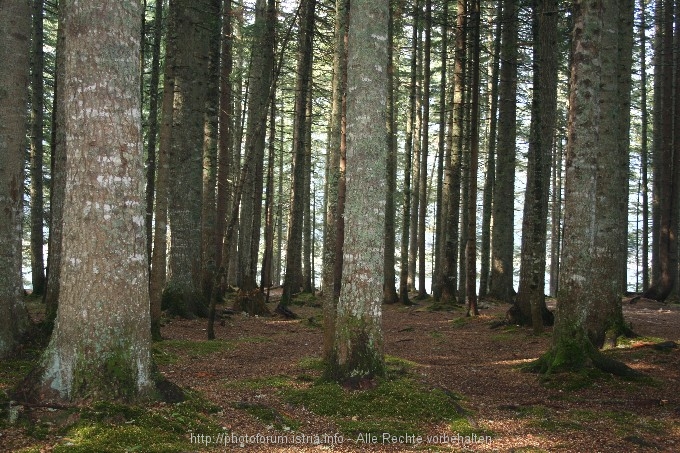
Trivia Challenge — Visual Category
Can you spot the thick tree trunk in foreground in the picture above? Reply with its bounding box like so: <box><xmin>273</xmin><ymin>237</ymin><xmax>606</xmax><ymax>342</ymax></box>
<box><xmin>328</xmin><ymin>0</ymin><xmax>388</xmax><ymax>384</ymax></box>
<box><xmin>0</xmin><ymin>0</ymin><xmax>31</xmax><ymax>358</ymax></box>
<box><xmin>534</xmin><ymin>0</ymin><xmax>637</xmax><ymax>377</ymax></box>
<box><xmin>36</xmin><ymin>0</ymin><xmax>153</xmax><ymax>401</ymax></box>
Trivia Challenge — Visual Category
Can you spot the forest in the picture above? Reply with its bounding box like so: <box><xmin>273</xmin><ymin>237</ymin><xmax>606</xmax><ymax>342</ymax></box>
<box><xmin>1</xmin><ymin>0</ymin><xmax>680</xmax><ymax>451</ymax></box>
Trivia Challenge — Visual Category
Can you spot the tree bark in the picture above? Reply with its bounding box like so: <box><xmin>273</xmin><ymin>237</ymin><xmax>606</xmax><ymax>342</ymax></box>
<box><xmin>438</xmin><ymin>0</ymin><xmax>466</xmax><ymax>305</ymax></box>
<box><xmin>164</xmin><ymin>0</ymin><xmax>213</xmax><ymax>317</ymax></box>
<box><xmin>280</xmin><ymin>0</ymin><xmax>316</xmax><ymax>308</ymax></box>
<box><xmin>478</xmin><ymin>0</ymin><xmax>502</xmax><ymax>300</ymax></box>
<box><xmin>535</xmin><ymin>0</ymin><xmax>636</xmax><ymax>375</ymax></box>
<box><xmin>144</xmin><ymin>0</ymin><xmax>164</xmax><ymax>278</ymax></box>
<box><xmin>323</xmin><ymin>0</ymin><xmax>349</xmax><ymax>359</ymax></box>
<box><xmin>465</xmin><ymin>0</ymin><xmax>481</xmax><ymax>317</ymax></box>
<box><xmin>328</xmin><ymin>0</ymin><xmax>389</xmax><ymax>383</ymax></box>
<box><xmin>30</xmin><ymin>0</ymin><xmax>46</xmax><ymax>296</ymax></box>
<box><xmin>0</xmin><ymin>0</ymin><xmax>31</xmax><ymax>358</ymax></box>
<box><xmin>512</xmin><ymin>0</ymin><xmax>559</xmax><ymax>331</ymax></box>
<box><xmin>36</xmin><ymin>0</ymin><xmax>153</xmax><ymax>400</ymax></box>
<box><xmin>416</xmin><ymin>0</ymin><xmax>432</xmax><ymax>299</ymax></box>
<box><xmin>383</xmin><ymin>0</ymin><xmax>399</xmax><ymax>305</ymax></box>
<box><xmin>643</xmin><ymin>0</ymin><xmax>676</xmax><ymax>301</ymax></box>
<box><xmin>238</xmin><ymin>0</ymin><xmax>276</xmax><ymax>291</ymax></box>
<box><xmin>489</xmin><ymin>0</ymin><xmax>518</xmax><ymax>302</ymax></box>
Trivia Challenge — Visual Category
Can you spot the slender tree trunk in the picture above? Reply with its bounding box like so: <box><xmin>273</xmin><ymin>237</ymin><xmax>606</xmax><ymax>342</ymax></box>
<box><xmin>215</xmin><ymin>0</ymin><xmax>234</xmax><ymax>284</ymax></box>
<box><xmin>465</xmin><ymin>0</ymin><xmax>481</xmax><ymax>317</ymax></box>
<box><xmin>261</xmin><ymin>90</ymin><xmax>276</xmax><ymax>289</ymax></box>
<box><xmin>644</xmin><ymin>0</ymin><xmax>676</xmax><ymax>301</ymax></box>
<box><xmin>43</xmin><ymin>8</ymin><xmax>65</xmax><ymax>326</ymax></box>
<box><xmin>149</xmin><ymin>5</ymin><xmax>175</xmax><ymax>338</ymax></box>
<box><xmin>35</xmin><ymin>0</ymin><xmax>153</xmax><ymax>401</ymax></box>
<box><xmin>200</xmin><ymin>0</ymin><xmax>222</xmax><ymax>301</ymax></box>
<box><xmin>328</xmin><ymin>0</ymin><xmax>389</xmax><ymax>383</ymax></box>
<box><xmin>238</xmin><ymin>0</ymin><xmax>277</xmax><ymax>292</ymax></box>
<box><xmin>639</xmin><ymin>0</ymin><xmax>649</xmax><ymax>291</ymax></box>
<box><xmin>478</xmin><ymin>0</ymin><xmax>502</xmax><ymax>300</ymax></box>
<box><xmin>0</xmin><ymin>0</ymin><xmax>31</xmax><ymax>358</ymax></box>
<box><xmin>439</xmin><ymin>0</ymin><xmax>466</xmax><ymax>305</ymax></box>
<box><xmin>280</xmin><ymin>0</ymin><xmax>316</xmax><ymax>308</ymax></box>
<box><xmin>383</xmin><ymin>0</ymin><xmax>399</xmax><ymax>304</ymax></box>
<box><xmin>30</xmin><ymin>0</ymin><xmax>46</xmax><ymax>296</ymax></box>
<box><xmin>417</xmin><ymin>0</ymin><xmax>432</xmax><ymax>299</ymax></box>
<box><xmin>408</xmin><ymin>1</ymin><xmax>422</xmax><ymax>292</ymax></box>
<box><xmin>489</xmin><ymin>0</ymin><xmax>518</xmax><ymax>302</ymax></box>
<box><xmin>432</xmin><ymin>2</ymin><xmax>448</xmax><ymax>301</ymax></box>
<box><xmin>399</xmin><ymin>3</ymin><xmax>419</xmax><ymax>304</ymax></box>
<box><xmin>513</xmin><ymin>0</ymin><xmax>559</xmax><ymax>332</ymax></box>
<box><xmin>145</xmin><ymin>0</ymin><xmax>164</xmax><ymax>276</ymax></box>
<box><xmin>650</xmin><ymin>0</ymin><xmax>663</xmax><ymax>287</ymax></box>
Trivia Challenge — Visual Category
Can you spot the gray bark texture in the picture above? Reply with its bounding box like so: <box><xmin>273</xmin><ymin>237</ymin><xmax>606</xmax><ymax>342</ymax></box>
<box><xmin>164</xmin><ymin>0</ymin><xmax>213</xmax><ymax>316</ymax></box>
<box><xmin>0</xmin><ymin>0</ymin><xmax>31</xmax><ymax>358</ymax></box>
<box><xmin>37</xmin><ymin>0</ymin><xmax>153</xmax><ymax>401</ymax></box>
<box><xmin>329</xmin><ymin>0</ymin><xmax>389</xmax><ymax>382</ymax></box>
<box><xmin>489</xmin><ymin>0</ymin><xmax>518</xmax><ymax>302</ymax></box>
<box><xmin>554</xmin><ymin>0</ymin><xmax>634</xmax><ymax>350</ymax></box>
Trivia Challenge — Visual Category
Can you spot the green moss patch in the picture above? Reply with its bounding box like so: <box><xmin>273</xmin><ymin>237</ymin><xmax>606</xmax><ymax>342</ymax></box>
<box><xmin>282</xmin><ymin>378</ymin><xmax>474</xmax><ymax>439</ymax></box>
<box><xmin>49</xmin><ymin>393</ymin><xmax>222</xmax><ymax>452</ymax></box>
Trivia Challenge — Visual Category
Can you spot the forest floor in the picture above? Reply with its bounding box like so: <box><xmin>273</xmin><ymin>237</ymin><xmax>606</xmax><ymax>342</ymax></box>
<box><xmin>1</xmin><ymin>292</ymin><xmax>680</xmax><ymax>452</ymax></box>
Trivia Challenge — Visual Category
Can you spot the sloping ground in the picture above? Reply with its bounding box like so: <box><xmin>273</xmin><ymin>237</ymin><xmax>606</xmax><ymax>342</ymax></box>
<box><xmin>2</xmin><ymin>295</ymin><xmax>679</xmax><ymax>452</ymax></box>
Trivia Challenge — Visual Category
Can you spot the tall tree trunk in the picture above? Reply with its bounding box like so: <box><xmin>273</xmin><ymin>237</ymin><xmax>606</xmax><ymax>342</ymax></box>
<box><xmin>536</xmin><ymin>0</ymin><xmax>636</xmax><ymax>375</ymax></box>
<box><xmin>383</xmin><ymin>0</ymin><xmax>399</xmax><ymax>304</ymax></box>
<box><xmin>513</xmin><ymin>0</ymin><xmax>559</xmax><ymax>331</ymax></box>
<box><xmin>439</xmin><ymin>0</ymin><xmax>466</xmax><ymax>305</ymax></box>
<box><xmin>478</xmin><ymin>0</ymin><xmax>502</xmax><ymax>300</ymax></box>
<box><xmin>261</xmin><ymin>89</ymin><xmax>276</xmax><ymax>289</ymax></box>
<box><xmin>399</xmin><ymin>2</ymin><xmax>419</xmax><ymax>304</ymax></box>
<box><xmin>322</xmin><ymin>0</ymin><xmax>349</xmax><ymax>358</ymax></box>
<box><xmin>408</xmin><ymin>0</ymin><xmax>422</xmax><ymax>292</ymax></box>
<box><xmin>650</xmin><ymin>0</ymin><xmax>663</xmax><ymax>287</ymax></box>
<box><xmin>215</xmin><ymin>0</ymin><xmax>234</xmax><ymax>286</ymax></box>
<box><xmin>644</xmin><ymin>0</ymin><xmax>676</xmax><ymax>301</ymax></box>
<box><xmin>164</xmin><ymin>0</ymin><xmax>213</xmax><ymax>317</ymax></box>
<box><xmin>30</xmin><ymin>0</ymin><xmax>46</xmax><ymax>296</ymax></box>
<box><xmin>35</xmin><ymin>0</ymin><xmax>153</xmax><ymax>400</ymax></box>
<box><xmin>149</xmin><ymin>4</ymin><xmax>175</xmax><ymax>339</ymax></box>
<box><xmin>43</xmin><ymin>8</ymin><xmax>65</xmax><ymax>326</ymax></box>
<box><xmin>639</xmin><ymin>0</ymin><xmax>649</xmax><ymax>291</ymax></box>
<box><xmin>328</xmin><ymin>0</ymin><xmax>389</xmax><ymax>383</ymax></box>
<box><xmin>238</xmin><ymin>0</ymin><xmax>276</xmax><ymax>292</ymax></box>
<box><xmin>465</xmin><ymin>0</ymin><xmax>481</xmax><ymax>317</ymax></box>
<box><xmin>280</xmin><ymin>0</ymin><xmax>316</xmax><ymax>308</ymax></box>
<box><xmin>0</xmin><ymin>0</ymin><xmax>31</xmax><ymax>358</ymax></box>
<box><xmin>489</xmin><ymin>0</ymin><xmax>518</xmax><ymax>302</ymax></box>
<box><xmin>432</xmin><ymin>1</ymin><xmax>449</xmax><ymax>301</ymax></box>
<box><xmin>145</xmin><ymin>0</ymin><xmax>164</xmax><ymax>276</ymax></box>
<box><xmin>417</xmin><ymin>0</ymin><xmax>432</xmax><ymax>299</ymax></box>
<box><xmin>200</xmin><ymin>0</ymin><xmax>222</xmax><ymax>301</ymax></box>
